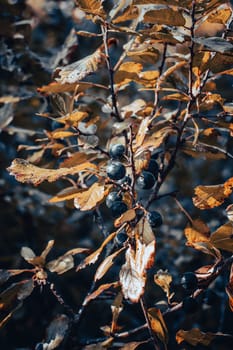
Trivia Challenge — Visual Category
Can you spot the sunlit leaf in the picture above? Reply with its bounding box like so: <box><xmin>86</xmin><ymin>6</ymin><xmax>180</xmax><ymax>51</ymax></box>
<box><xmin>193</xmin><ymin>177</ymin><xmax>233</xmax><ymax>209</ymax></box>
<box><xmin>119</xmin><ymin>237</ymin><xmax>155</xmax><ymax>302</ymax></box>
<box><xmin>94</xmin><ymin>248</ymin><xmax>125</xmax><ymax>281</ymax></box>
<box><xmin>147</xmin><ymin>307</ymin><xmax>168</xmax><ymax>345</ymax></box>
<box><xmin>114</xmin><ymin>209</ymin><xmax>136</xmax><ymax>228</ymax></box>
<box><xmin>137</xmin><ymin>216</ymin><xmax>155</xmax><ymax>244</ymax></box>
<box><xmin>176</xmin><ymin>328</ymin><xmax>216</xmax><ymax>346</ymax></box>
<box><xmin>7</xmin><ymin>158</ymin><xmax>97</xmax><ymax>186</ymax></box>
<box><xmin>74</xmin><ymin>182</ymin><xmax>109</xmax><ymax>211</ymax></box>
<box><xmin>55</xmin><ymin>47</ymin><xmax>104</xmax><ymax>84</ymax></box>
<box><xmin>114</xmin><ymin>62</ymin><xmax>143</xmax><ymax>86</ymax></box>
<box><xmin>75</xmin><ymin>0</ymin><xmax>106</xmax><ymax>19</ymax></box>
<box><xmin>210</xmin><ymin>222</ymin><xmax>233</xmax><ymax>252</ymax></box>
<box><xmin>206</xmin><ymin>5</ymin><xmax>232</xmax><ymax>24</ymax></box>
<box><xmin>154</xmin><ymin>270</ymin><xmax>172</xmax><ymax>299</ymax></box>
<box><xmin>77</xmin><ymin>231</ymin><xmax>117</xmax><ymax>271</ymax></box>
<box><xmin>111</xmin><ymin>292</ymin><xmax>123</xmax><ymax>333</ymax></box>
<box><xmin>84</xmin><ymin>282</ymin><xmax>120</xmax><ymax>304</ymax></box>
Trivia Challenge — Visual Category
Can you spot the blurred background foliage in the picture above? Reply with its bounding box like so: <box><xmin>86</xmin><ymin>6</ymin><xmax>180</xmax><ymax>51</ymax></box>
<box><xmin>0</xmin><ymin>1</ymin><xmax>233</xmax><ymax>349</ymax></box>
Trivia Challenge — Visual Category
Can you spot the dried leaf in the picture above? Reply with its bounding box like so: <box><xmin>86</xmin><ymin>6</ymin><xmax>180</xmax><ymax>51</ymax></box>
<box><xmin>95</xmin><ymin>248</ymin><xmax>125</xmax><ymax>281</ymax></box>
<box><xmin>154</xmin><ymin>270</ymin><xmax>172</xmax><ymax>299</ymax></box>
<box><xmin>193</xmin><ymin>177</ymin><xmax>233</xmax><ymax>209</ymax></box>
<box><xmin>111</xmin><ymin>292</ymin><xmax>123</xmax><ymax>333</ymax></box>
<box><xmin>137</xmin><ymin>216</ymin><xmax>155</xmax><ymax>244</ymax></box>
<box><xmin>74</xmin><ymin>182</ymin><xmax>107</xmax><ymax>211</ymax></box>
<box><xmin>147</xmin><ymin>307</ymin><xmax>168</xmax><ymax>345</ymax></box>
<box><xmin>84</xmin><ymin>282</ymin><xmax>120</xmax><ymax>304</ymax></box>
<box><xmin>7</xmin><ymin>158</ymin><xmax>97</xmax><ymax>186</ymax></box>
<box><xmin>176</xmin><ymin>328</ymin><xmax>215</xmax><ymax>346</ymax></box>
<box><xmin>194</xmin><ymin>37</ymin><xmax>233</xmax><ymax>54</ymax></box>
<box><xmin>77</xmin><ymin>231</ymin><xmax>117</xmax><ymax>271</ymax></box>
<box><xmin>181</xmin><ymin>141</ymin><xmax>227</xmax><ymax>160</ymax></box>
<box><xmin>143</xmin><ymin>7</ymin><xmax>185</xmax><ymax>26</ymax></box>
<box><xmin>114</xmin><ymin>209</ymin><xmax>136</xmax><ymax>228</ymax></box>
<box><xmin>210</xmin><ymin>222</ymin><xmax>233</xmax><ymax>252</ymax></box>
<box><xmin>75</xmin><ymin>0</ymin><xmax>106</xmax><ymax>19</ymax></box>
<box><xmin>114</xmin><ymin>62</ymin><xmax>143</xmax><ymax>86</ymax></box>
<box><xmin>55</xmin><ymin>47</ymin><xmax>103</xmax><ymax>84</ymax></box>
<box><xmin>119</xmin><ymin>237</ymin><xmax>155</xmax><ymax>302</ymax></box>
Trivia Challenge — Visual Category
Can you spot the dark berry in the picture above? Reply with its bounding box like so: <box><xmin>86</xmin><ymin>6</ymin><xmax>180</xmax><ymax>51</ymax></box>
<box><xmin>109</xmin><ymin>143</ymin><xmax>125</xmax><ymax>159</ymax></box>
<box><xmin>111</xmin><ymin>201</ymin><xmax>128</xmax><ymax>218</ymax></box>
<box><xmin>182</xmin><ymin>297</ymin><xmax>198</xmax><ymax>313</ymax></box>
<box><xmin>117</xmin><ymin>175</ymin><xmax>132</xmax><ymax>186</ymax></box>
<box><xmin>147</xmin><ymin>211</ymin><xmax>163</xmax><ymax>228</ymax></box>
<box><xmin>203</xmin><ymin>289</ymin><xmax>218</xmax><ymax>306</ymax></box>
<box><xmin>136</xmin><ymin>171</ymin><xmax>156</xmax><ymax>189</ymax></box>
<box><xmin>145</xmin><ymin>159</ymin><xmax>159</xmax><ymax>176</ymax></box>
<box><xmin>106</xmin><ymin>161</ymin><xmax>126</xmax><ymax>180</ymax></box>
<box><xmin>181</xmin><ymin>272</ymin><xmax>198</xmax><ymax>292</ymax></box>
<box><xmin>106</xmin><ymin>191</ymin><xmax>122</xmax><ymax>208</ymax></box>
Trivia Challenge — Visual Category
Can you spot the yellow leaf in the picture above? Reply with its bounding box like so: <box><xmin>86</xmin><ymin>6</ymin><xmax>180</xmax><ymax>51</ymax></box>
<box><xmin>74</xmin><ymin>182</ymin><xmax>108</xmax><ymax>211</ymax></box>
<box><xmin>154</xmin><ymin>270</ymin><xmax>172</xmax><ymax>298</ymax></box>
<box><xmin>7</xmin><ymin>159</ymin><xmax>97</xmax><ymax>186</ymax></box>
<box><xmin>143</xmin><ymin>7</ymin><xmax>185</xmax><ymax>26</ymax></box>
<box><xmin>147</xmin><ymin>308</ymin><xmax>168</xmax><ymax>345</ymax></box>
<box><xmin>84</xmin><ymin>282</ymin><xmax>119</xmax><ymax>304</ymax></box>
<box><xmin>75</xmin><ymin>0</ymin><xmax>106</xmax><ymax>19</ymax></box>
<box><xmin>176</xmin><ymin>328</ymin><xmax>215</xmax><ymax>346</ymax></box>
<box><xmin>193</xmin><ymin>177</ymin><xmax>233</xmax><ymax>209</ymax></box>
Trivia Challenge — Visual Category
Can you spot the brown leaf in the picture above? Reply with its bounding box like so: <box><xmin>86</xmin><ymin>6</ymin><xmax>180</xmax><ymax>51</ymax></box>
<box><xmin>137</xmin><ymin>216</ymin><xmax>155</xmax><ymax>244</ymax></box>
<box><xmin>147</xmin><ymin>307</ymin><xmax>168</xmax><ymax>345</ymax></box>
<box><xmin>84</xmin><ymin>282</ymin><xmax>120</xmax><ymax>304</ymax></box>
<box><xmin>75</xmin><ymin>0</ymin><xmax>106</xmax><ymax>19</ymax></box>
<box><xmin>47</xmin><ymin>249</ymin><xmax>88</xmax><ymax>275</ymax></box>
<box><xmin>74</xmin><ymin>182</ymin><xmax>108</xmax><ymax>211</ymax></box>
<box><xmin>38</xmin><ymin>81</ymin><xmax>106</xmax><ymax>95</ymax></box>
<box><xmin>119</xmin><ymin>237</ymin><xmax>155</xmax><ymax>302</ymax></box>
<box><xmin>114</xmin><ymin>62</ymin><xmax>143</xmax><ymax>87</ymax></box>
<box><xmin>143</xmin><ymin>7</ymin><xmax>185</xmax><ymax>26</ymax></box>
<box><xmin>210</xmin><ymin>222</ymin><xmax>233</xmax><ymax>252</ymax></box>
<box><xmin>176</xmin><ymin>328</ymin><xmax>215</xmax><ymax>346</ymax></box>
<box><xmin>114</xmin><ymin>209</ymin><xmax>136</xmax><ymax>228</ymax></box>
<box><xmin>77</xmin><ymin>231</ymin><xmax>117</xmax><ymax>271</ymax></box>
<box><xmin>7</xmin><ymin>158</ymin><xmax>97</xmax><ymax>186</ymax></box>
<box><xmin>111</xmin><ymin>292</ymin><xmax>123</xmax><ymax>333</ymax></box>
<box><xmin>55</xmin><ymin>47</ymin><xmax>104</xmax><ymax>84</ymax></box>
<box><xmin>193</xmin><ymin>177</ymin><xmax>233</xmax><ymax>209</ymax></box>
<box><xmin>94</xmin><ymin>248</ymin><xmax>125</xmax><ymax>281</ymax></box>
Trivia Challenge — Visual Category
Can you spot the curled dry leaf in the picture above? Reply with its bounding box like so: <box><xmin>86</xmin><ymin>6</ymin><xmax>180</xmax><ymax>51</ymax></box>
<box><xmin>147</xmin><ymin>307</ymin><xmax>168</xmax><ymax>345</ymax></box>
<box><xmin>137</xmin><ymin>216</ymin><xmax>155</xmax><ymax>244</ymax></box>
<box><xmin>176</xmin><ymin>328</ymin><xmax>215</xmax><ymax>346</ymax></box>
<box><xmin>7</xmin><ymin>158</ymin><xmax>97</xmax><ymax>186</ymax></box>
<box><xmin>74</xmin><ymin>182</ymin><xmax>109</xmax><ymax>211</ymax></box>
<box><xmin>75</xmin><ymin>0</ymin><xmax>106</xmax><ymax>19</ymax></box>
<box><xmin>119</xmin><ymin>237</ymin><xmax>155</xmax><ymax>303</ymax></box>
<box><xmin>193</xmin><ymin>177</ymin><xmax>233</xmax><ymax>209</ymax></box>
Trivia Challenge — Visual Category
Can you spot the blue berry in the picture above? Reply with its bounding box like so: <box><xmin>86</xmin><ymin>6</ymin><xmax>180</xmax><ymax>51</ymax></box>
<box><xmin>147</xmin><ymin>211</ymin><xmax>163</xmax><ymax>228</ymax></box>
<box><xmin>109</xmin><ymin>144</ymin><xmax>125</xmax><ymax>159</ymax></box>
<box><xmin>106</xmin><ymin>191</ymin><xmax>122</xmax><ymax>208</ymax></box>
<box><xmin>106</xmin><ymin>161</ymin><xmax>126</xmax><ymax>180</ymax></box>
<box><xmin>136</xmin><ymin>171</ymin><xmax>155</xmax><ymax>189</ymax></box>
<box><xmin>111</xmin><ymin>201</ymin><xmax>128</xmax><ymax>218</ymax></box>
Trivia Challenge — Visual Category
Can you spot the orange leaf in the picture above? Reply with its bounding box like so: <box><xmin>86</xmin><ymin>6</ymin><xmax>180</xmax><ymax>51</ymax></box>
<box><xmin>147</xmin><ymin>308</ymin><xmax>168</xmax><ymax>345</ymax></box>
<box><xmin>119</xmin><ymin>237</ymin><xmax>155</xmax><ymax>302</ymax></box>
<box><xmin>7</xmin><ymin>159</ymin><xmax>97</xmax><ymax>186</ymax></box>
<box><xmin>193</xmin><ymin>177</ymin><xmax>233</xmax><ymax>209</ymax></box>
